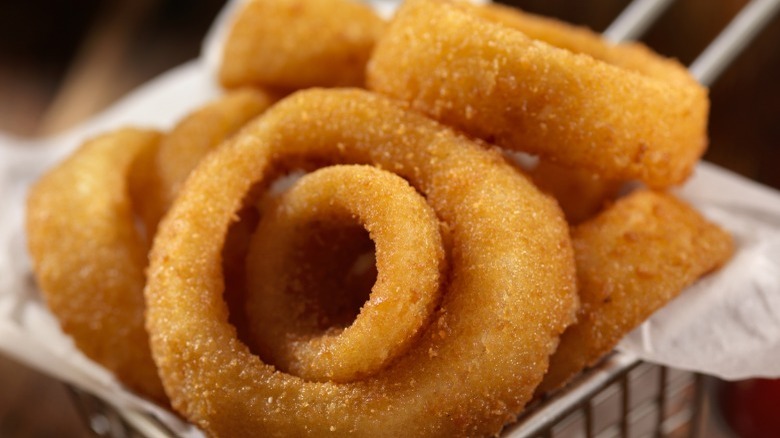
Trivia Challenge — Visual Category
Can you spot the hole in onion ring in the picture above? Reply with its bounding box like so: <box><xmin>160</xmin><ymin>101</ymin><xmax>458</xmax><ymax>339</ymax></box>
<box><xmin>258</xmin><ymin>220</ymin><xmax>376</xmax><ymax>337</ymax></box>
<box><xmin>223</xmin><ymin>169</ymin><xmax>381</xmax><ymax>360</ymax></box>
<box><xmin>244</xmin><ymin>164</ymin><xmax>446</xmax><ymax>382</ymax></box>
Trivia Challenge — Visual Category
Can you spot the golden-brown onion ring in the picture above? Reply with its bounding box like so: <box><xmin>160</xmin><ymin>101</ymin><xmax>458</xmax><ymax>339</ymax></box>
<box><xmin>220</xmin><ymin>0</ymin><xmax>386</xmax><ymax>90</ymax></box>
<box><xmin>538</xmin><ymin>190</ymin><xmax>733</xmax><ymax>394</ymax></box>
<box><xmin>367</xmin><ymin>0</ymin><xmax>709</xmax><ymax>187</ymax></box>
<box><xmin>132</xmin><ymin>88</ymin><xmax>275</xmax><ymax>235</ymax></box>
<box><xmin>145</xmin><ymin>88</ymin><xmax>577</xmax><ymax>437</ymax></box>
<box><xmin>26</xmin><ymin>128</ymin><xmax>167</xmax><ymax>403</ymax></box>
<box><xmin>246</xmin><ymin>164</ymin><xmax>445</xmax><ymax>383</ymax></box>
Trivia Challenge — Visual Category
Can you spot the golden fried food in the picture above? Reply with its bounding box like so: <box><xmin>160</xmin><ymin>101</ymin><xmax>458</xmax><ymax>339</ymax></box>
<box><xmin>26</xmin><ymin>128</ymin><xmax>167</xmax><ymax>403</ymax></box>
<box><xmin>25</xmin><ymin>1</ymin><xmax>736</xmax><ymax>435</ymax></box>
<box><xmin>220</xmin><ymin>0</ymin><xmax>386</xmax><ymax>90</ymax></box>
<box><xmin>367</xmin><ymin>0</ymin><xmax>709</xmax><ymax>187</ymax></box>
<box><xmin>145</xmin><ymin>88</ymin><xmax>578</xmax><ymax>437</ymax></box>
<box><xmin>133</xmin><ymin>88</ymin><xmax>275</xmax><ymax>235</ymax></box>
<box><xmin>528</xmin><ymin>160</ymin><xmax>622</xmax><ymax>225</ymax></box>
<box><xmin>27</xmin><ymin>89</ymin><xmax>272</xmax><ymax>405</ymax></box>
<box><xmin>245</xmin><ymin>165</ymin><xmax>445</xmax><ymax>383</ymax></box>
<box><xmin>538</xmin><ymin>190</ymin><xmax>734</xmax><ymax>394</ymax></box>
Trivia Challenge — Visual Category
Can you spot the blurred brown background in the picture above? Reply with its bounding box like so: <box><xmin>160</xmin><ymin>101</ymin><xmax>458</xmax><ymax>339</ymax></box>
<box><xmin>0</xmin><ymin>0</ymin><xmax>226</xmax><ymax>137</ymax></box>
<box><xmin>0</xmin><ymin>1</ymin><xmax>227</xmax><ymax>436</ymax></box>
<box><xmin>0</xmin><ymin>0</ymin><xmax>777</xmax><ymax>436</ymax></box>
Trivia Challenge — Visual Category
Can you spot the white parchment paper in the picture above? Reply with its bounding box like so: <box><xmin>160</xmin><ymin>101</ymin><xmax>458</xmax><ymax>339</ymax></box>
<box><xmin>1</xmin><ymin>0</ymin><xmax>778</xmax><ymax>433</ymax></box>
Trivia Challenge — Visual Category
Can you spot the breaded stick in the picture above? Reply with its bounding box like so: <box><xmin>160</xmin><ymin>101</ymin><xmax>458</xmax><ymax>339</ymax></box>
<box><xmin>539</xmin><ymin>190</ymin><xmax>733</xmax><ymax>394</ymax></box>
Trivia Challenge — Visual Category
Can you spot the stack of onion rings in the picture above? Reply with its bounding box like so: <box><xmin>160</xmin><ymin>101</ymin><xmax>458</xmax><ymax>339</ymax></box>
<box><xmin>24</xmin><ymin>0</ymin><xmax>738</xmax><ymax>435</ymax></box>
<box><xmin>145</xmin><ymin>88</ymin><xmax>578</xmax><ymax>437</ymax></box>
<box><xmin>539</xmin><ymin>189</ymin><xmax>733</xmax><ymax>393</ymax></box>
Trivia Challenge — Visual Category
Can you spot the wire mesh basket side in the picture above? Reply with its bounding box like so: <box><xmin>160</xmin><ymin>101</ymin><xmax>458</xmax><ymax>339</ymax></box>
<box><xmin>505</xmin><ymin>353</ymin><xmax>706</xmax><ymax>438</ymax></box>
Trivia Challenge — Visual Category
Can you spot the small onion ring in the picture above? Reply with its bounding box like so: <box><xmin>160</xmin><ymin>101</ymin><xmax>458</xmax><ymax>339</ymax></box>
<box><xmin>538</xmin><ymin>189</ymin><xmax>734</xmax><ymax>394</ymax></box>
<box><xmin>245</xmin><ymin>164</ymin><xmax>445</xmax><ymax>383</ymax></box>
<box><xmin>219</xmin><ymin>0</ymin><xmax>386</xmax><ymax>90</ymax></box>
<box><xmin>367</xmin><ymin>0</ymin><xmax>709</xmax><ymax>187</ymax></box>
<box><xmin>145</xmin><ymin>88</ymin><xmax>577</xmax><ymax>437</ymax></box>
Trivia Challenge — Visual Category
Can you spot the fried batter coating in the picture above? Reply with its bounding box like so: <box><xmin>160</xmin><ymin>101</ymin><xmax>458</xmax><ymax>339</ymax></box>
<box><xmin>367</xmin><ymin>0</ymin><xmax>709</xmax><ymax>187</ymax></box>
<box><xmin>246</xmin><ymin>165</ymin><xmax>445</xmax><ymax>383</ymax></box>
<box><xmin>25</xmin><ymin>0</ymin><xmax>734</xmax><ymax>432</ymax></box>
<box><xmin>145</xmin><ymin>89</ymin><xmax>577</xmax><ymax>437</ymax></box>
<box><xmin>26</xmin><ymin>129</ymin><xmax>167</xmax><ymax>403</ymax></box>
<box><xmin>27</xmin><ymin>89</ymin><xmax>273</xmax><ymax>404</ymax></box>
<box><xmin>538</xmin><ymin>190</ymin><xmax>733</xmax><ymax>394</ymax></box>
<box><xmin>528</xmin><ymin>160</ymin><xmax>622</xmax><ymax>225</ymax></box>
<box><xmin>132</xmin><ymin>88</ymin><xmax>275</xmax><ymax>235</ymax></box>
<box><xmin>220</xmin><ymin>0</ymin><xmax>386</xmax><ymax>90</ymax></box>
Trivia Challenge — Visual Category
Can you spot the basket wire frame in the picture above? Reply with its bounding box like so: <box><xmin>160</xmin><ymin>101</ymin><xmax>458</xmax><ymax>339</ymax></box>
<box><xmin>503</xmin><ymin>353</ymin><xmax>708</xmax><ymax>438</ymax></box>
<box><xmin>66</xmin><ymin>386</ymin><xmax>177</xmax><ymax>438</ymax></box>
<box><xmin>64</xmin><ymin>0</ymin><xmax>779</xmax><ymax>436</ymax></box>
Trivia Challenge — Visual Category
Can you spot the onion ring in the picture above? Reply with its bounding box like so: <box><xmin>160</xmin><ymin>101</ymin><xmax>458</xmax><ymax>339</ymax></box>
<box><xmin>145</xmin><ymin>88</ymin><xmax>577</xmax><ymax>436</ymax></box>
<box><xmin>246</xmin><ymin>208</ymin><xmax>376</xmax><ymax>348</ymax></box>
<box><xmin>245</xmin><ymin>164</ymin><xmax>445</xmax><ymax>383</ymax></box>
<box><xmin>367</xmin><ymin>0</ymin><xmax>709</xmax><ymax>187</ymax></box>
<box><xmin>26</xmin><ymin>128</ymin><xmax>167</xmax><ymax>402</ymax></box>
<box><xmin>538</xmin><ymin>189</ymin><xmax>733</xmax><ymax>394</ymax></box>
<box><xmin>132</xmin><ymin>88</ymin><xmax>275</xmax><ymax>235</ymax></box>
<box><xmin>219</xmin><ymin>0</ymin><xmax>386</xmax><ymax>90</ymax></box>
<box><xmin>27</xmin><ymin>90</ymin><xmax>272</xmax><ymax>404</ymax></box>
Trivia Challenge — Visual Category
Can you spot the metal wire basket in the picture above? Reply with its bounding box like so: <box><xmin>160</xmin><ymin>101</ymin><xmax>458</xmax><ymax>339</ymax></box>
<box><xmin>506</xmin><ymin>353</ymin><xmax>707</xmax><ymax>438</ymax></box>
